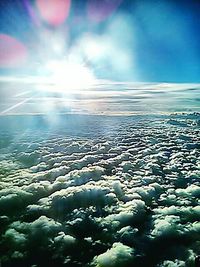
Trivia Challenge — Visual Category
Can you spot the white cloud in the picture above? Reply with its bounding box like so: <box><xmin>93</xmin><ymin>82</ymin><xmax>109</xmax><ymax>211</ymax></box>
<box><xmin>157</xmin><ymin>259</ymin><xmax>185</xmax><ymax>267</ymax></box>
<box><xmin>92</xmin><ymin>242</ymin><xmax>134</xmax><ymax>267</ymax></box>
<box><xmin>54</xmin><ymin>232</ymin><xmax>76</xmax><ymax>246</ymax></box>
<box><xmin>0</xmin><ymin>112</ymin><xmax>199</xmax><ymax>266</ymax></box>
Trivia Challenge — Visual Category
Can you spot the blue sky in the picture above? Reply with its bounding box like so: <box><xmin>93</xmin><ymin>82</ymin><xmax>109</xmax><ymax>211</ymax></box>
<box><xmin>0</xmin><ymin>0</ymin><xmax>200</xmax><ymax>83</ymax></box>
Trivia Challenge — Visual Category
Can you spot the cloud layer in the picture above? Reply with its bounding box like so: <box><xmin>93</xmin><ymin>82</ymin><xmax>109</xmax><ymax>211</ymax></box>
<box><xmin>0</xmin><ymin>113</ymin><xmax>199</xmax><ymax>267</ymax></box>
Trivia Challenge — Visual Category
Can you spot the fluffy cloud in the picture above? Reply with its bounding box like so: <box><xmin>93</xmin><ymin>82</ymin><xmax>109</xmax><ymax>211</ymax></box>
<box><xmin>0</xmin><ymin>113</ymin><xmax>199</xmax><ymax>266</ymax></box>
<box><xmin>92</xmin><ymin>242</ymin><xmax>134</xmax><ymax>267</ymax></box>
<box><xmin>157</xmin><ymin>259</ymin><xmax>185</xmax><ymax>267</ymax></box>
<box><xmin>0</xmin><ymin>188</ymin><xmax>33</xmax><ymax>215</ymax></box>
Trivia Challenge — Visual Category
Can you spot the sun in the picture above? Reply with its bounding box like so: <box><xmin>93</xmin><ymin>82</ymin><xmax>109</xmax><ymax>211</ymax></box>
<box><xmin>43</xmin><ymin>60</ymin><xmax>96</xmax><ymax>92</ymax></box>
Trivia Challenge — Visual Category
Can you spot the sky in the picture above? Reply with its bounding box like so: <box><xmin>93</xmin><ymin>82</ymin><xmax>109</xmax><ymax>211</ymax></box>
<box><xmin>0</xmin><ymin>0</ymin><xmax>200</xmax><ymax>83</ymax></box>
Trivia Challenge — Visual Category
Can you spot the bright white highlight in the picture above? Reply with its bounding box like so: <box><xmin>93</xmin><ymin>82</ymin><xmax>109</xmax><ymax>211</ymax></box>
<box><xmin>44</xmin><ymin>60</ymin><xmax>96</xmax><ymax>92</ymax></box>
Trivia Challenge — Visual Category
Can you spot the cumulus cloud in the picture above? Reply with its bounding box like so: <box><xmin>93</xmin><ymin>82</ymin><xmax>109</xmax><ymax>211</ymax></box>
<box><xmin>157</xmin><ymin>259</ymin><xmax>185</xmax><ymax>267</ymax></box>
<box><xmin>37</xmin><ymin>182</ymin><xmax>117</xmax><ymax>219</ymax></box>
<box><xmin>92</xmin><ymin>242</ymin><xmax>134</xmax><ymax>267</ymax></box>
<box><xmin>0</xmin><ymin>113</ymin><xmax>199</xmax><ymax>266</ymax></box>
<box><xmin>0</xmin><ymin>188</ymin><xmax>33</xmax><ymax>215</ymax></box>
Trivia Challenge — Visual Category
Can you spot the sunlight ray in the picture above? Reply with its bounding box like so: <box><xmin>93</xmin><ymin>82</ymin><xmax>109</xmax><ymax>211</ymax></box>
<box><xmin>1</xmin><ymin>97</ymin><xmax>32</xmax><ymax>115</ymax></box>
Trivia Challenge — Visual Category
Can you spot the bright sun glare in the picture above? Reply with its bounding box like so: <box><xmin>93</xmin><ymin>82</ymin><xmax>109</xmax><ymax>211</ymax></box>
<box><xmin>43</xmin><ymin>60</ymin><xmax>96</xmax><ymax>92</ymax></box>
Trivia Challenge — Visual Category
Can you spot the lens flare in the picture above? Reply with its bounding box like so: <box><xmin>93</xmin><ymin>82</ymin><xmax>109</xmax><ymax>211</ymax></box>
<box><xmin>0</xmin><ymin>34</ymin><xmax>27</xmax><ymax>68</ymax></box>
<box><xmin>87</xmin><ymin>0</ymin><xmax>122</xmax><ymax>22</ymax></box>
<box><xmin>36</xmin><ymin>0</ymin><xmax>71</xmax><ymax>26</ymax></box>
